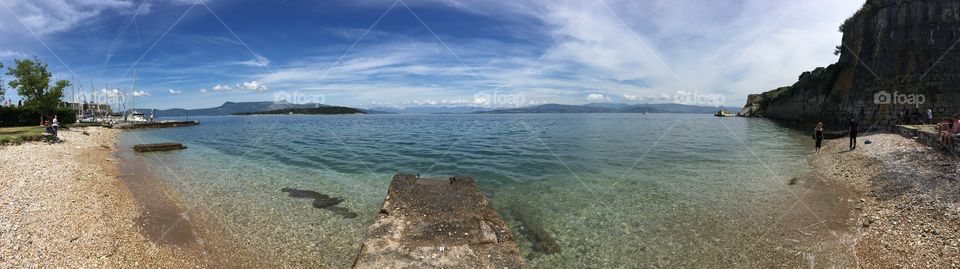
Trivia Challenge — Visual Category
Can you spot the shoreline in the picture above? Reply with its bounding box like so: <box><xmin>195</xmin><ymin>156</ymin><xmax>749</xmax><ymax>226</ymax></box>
<box><xmin>4</xmin><ymin>125</ymin><xmax>958</xmax><ymax>267</ymax></box>
<box><xmin>0</xmin><ymin>127</ymin><xmax>205</xmax><ymax>267</ymax></box>
<box><xmin>815</xmin><ymin>132</ymin><xmax>960</xmax><ymax>267</ymax></box>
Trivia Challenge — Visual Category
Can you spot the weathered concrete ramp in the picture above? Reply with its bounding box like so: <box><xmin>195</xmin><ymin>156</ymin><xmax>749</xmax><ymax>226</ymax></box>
<box><xmin>132</xmin><ymin>142</ymin><xmax>186</xmax><ymax>152</ymax></box>
<box><xmin>353</xmin><ymin>174</ymin><xmax>527</xmax><ymax>269</ymax></box>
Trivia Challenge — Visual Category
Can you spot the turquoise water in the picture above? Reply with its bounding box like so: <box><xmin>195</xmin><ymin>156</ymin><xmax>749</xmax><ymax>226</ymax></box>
<box><xmin>119</xmin><ymin>114</ymin><xmax>853</xmax><ymax>267</ymax></box>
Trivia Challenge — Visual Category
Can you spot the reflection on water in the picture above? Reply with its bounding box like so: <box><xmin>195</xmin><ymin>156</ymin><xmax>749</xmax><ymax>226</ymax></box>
<box><xmin>120</xmin><ymin>113</ymin><xmax>856</xmax><ymax>267</ymax></box>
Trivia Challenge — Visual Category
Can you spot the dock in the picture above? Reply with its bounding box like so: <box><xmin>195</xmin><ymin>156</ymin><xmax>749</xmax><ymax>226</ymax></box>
<box><xmin>352</xmin><ymin>174</ymin><xmax>527</xmax><ymax>269</ymax></box>
<box><xmin>112</xmin><ymin>120</ymin><xmax>199</xmax><ymax>130</ymax></box>
<box><xmin>133</xmin><ymin>143</ymin><xmax>187</xmax><ymax>153</ymax></box>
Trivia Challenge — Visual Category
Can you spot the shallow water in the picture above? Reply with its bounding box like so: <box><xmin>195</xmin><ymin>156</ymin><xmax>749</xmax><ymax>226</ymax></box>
<box><xmin>119</xmin><ymin>113</ymin><xmax>856</xmax><ymax>267</ymax></box>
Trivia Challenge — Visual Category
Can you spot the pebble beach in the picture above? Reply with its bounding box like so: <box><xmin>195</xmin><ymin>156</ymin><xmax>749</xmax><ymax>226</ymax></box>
<box><xmin>0</xmin><ymin>127</ymin><xmax>205</xmax><ymax>267</ymax></box>
<box><xmin>816</xmin><ymin>133</ymin><xmax>960</xmax><ymax>268</ymax></box>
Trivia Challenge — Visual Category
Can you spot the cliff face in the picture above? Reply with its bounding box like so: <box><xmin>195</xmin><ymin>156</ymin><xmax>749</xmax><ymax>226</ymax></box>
<box><xmin>744</xmin><ymin>0</ymin><xmax>960</xmax><ymax>126</ymax></box>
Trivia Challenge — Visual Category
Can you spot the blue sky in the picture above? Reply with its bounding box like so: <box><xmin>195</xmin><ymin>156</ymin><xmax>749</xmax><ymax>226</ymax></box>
<box><xmin>0</xmin><ymin>0</ymin><xmax>863</xmax><ymax>109</ymax></box>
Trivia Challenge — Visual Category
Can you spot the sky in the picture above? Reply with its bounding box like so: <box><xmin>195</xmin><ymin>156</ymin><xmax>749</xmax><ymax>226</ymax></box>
<box><xmin>0</xmin><ymin>0</ymin><xmax>864</xmax><ymax>109</ymax></box>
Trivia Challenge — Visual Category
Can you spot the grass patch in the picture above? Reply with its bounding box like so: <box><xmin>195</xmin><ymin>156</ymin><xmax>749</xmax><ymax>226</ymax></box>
<box><xmin>0</xmin><ymin>126</ymin><xmax>51</xmax><ymax>145</ymax></box>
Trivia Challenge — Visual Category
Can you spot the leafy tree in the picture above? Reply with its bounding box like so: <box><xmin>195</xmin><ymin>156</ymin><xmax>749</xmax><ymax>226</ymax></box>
<box><xmin>0</xmin><ymin>62</ymin><xmax>4</xmax><ymax>102</ymax></box>
<box><xmin>6</xmin><ymin>57</ymin><xmax>70</xmax><ymax>122</ymax></box>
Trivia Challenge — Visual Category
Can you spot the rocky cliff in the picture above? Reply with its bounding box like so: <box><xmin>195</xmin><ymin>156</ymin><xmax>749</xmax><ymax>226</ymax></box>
<box><xmin>742</xmin><ymin>0</ymin><xmax>960</xmax><ymax>126</ymax></box>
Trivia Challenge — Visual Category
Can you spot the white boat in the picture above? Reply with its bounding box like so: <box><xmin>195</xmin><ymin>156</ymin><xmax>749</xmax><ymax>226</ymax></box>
<box><xmin>128</xmin><ymin>111</ymin><xmax>149</xmax><ymax>122</ymax></box>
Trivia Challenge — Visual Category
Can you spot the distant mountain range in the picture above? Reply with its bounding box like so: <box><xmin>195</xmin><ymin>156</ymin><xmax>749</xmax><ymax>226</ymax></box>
<box><xmin>143</xmin><ymin>101</ymin><xmax>389</xmax><ymax>117</ymax></box>
<box><xmin>367</xmin><ymin>106</ymin><xmax>493</xmax><ymax>114</ymax></box>
<box><xmin>140</xmin><ymin>101</ymin><xmax>733</xmax><ymax>117</ymax></box>
<box><xmin>480</xmin><ymin>103</ymin><xmax>736</xmax><ymax>114</ymax></box>
<box><xmin>233</xmin><ymin>107</ymin><xmax>365</xmax><ymax>115</ymax></box>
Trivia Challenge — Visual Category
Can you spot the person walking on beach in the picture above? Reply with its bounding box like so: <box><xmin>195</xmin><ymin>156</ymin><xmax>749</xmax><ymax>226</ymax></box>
<box><xmin>848</xmin><ymin>119</ymin><xmax>859</xmax><ymax>150</ymax></box>
<box><xmin>814</xmin><ymin>122</ymin><xmax>824</xmax><ymax>154</ymax></box>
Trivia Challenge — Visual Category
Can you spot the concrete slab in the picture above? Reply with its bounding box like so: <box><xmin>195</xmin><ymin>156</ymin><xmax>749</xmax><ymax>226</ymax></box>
<box><xmin>353</xmin><ymin>174</ymin><xmax>527</xmax><ymax>269</ymax></box>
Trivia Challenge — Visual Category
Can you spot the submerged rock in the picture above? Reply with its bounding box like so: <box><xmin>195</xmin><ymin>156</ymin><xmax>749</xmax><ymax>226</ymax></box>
<box><xmin>280</xmin><ymin>188</ymin><xmax>357</xmax><ymax>219</ymax></box>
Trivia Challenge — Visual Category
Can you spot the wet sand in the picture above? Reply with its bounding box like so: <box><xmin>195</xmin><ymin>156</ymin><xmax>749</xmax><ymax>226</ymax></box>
<box><xmin>0</xmin><ymin>127</ymin><xmax>205</xmax><ymax>267</ymax></box>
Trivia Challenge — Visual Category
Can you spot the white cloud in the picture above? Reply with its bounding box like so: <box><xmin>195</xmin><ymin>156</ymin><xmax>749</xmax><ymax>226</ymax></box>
<box><xmin>238</xmin><ymin>80</ymin><xmax>268</xmax><ymax>92</ymax></box>
<box><xmin>0</xmin><ymin>50</ymin><xmax>27</xmax><ymax>59</ymax></box>
<box><xmin>212</xmin><ymin>84</ymin><xmax>232</xmax><ymax>92</ymax></box>
<box><xmin>168</xmin><ymin>89</ymin><xmax>182</xmax><ymax>95</ymax></box>
<box><xmin>331</xmin><ymin>0</ymin><xmax>863</xmax><ymax>106</ymax></box>
<box><xmin>586</xmin><ymin>93</ymin><xmax>609</xmax><ymax>102</ymax></box>
<box><xmin>100</xmin><ymin>88</ymin><xmax>122</xmax><ymax>97</ymax></box>
<box><xmin>199</xmin><ymin>88</ymin><xmax>208</xmax><ymax>93</ymax></box>
<box><xmin>132</xmin><ymin>90</ymin><xmax>150</xmax><ymax>97</ymax></box>
<box><xmin>239</xmin><ymin>54</ymin><xmax>270</xmax><ymax>67</ymax></box>
<box><xmin>0</xmin><ymin>0</ymin><xmax>137</xmax><ymax>36</ymax></box>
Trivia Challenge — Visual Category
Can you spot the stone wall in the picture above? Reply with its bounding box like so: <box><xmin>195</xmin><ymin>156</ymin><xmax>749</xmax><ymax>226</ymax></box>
<box><xmin>746</xmin><ymin>0</ymin><xmax>960</xmax><ymax>127</ymax></box>
<box><xmin>894</xmin><ymin>125</ymin><xmax>960</xmax><ymax>153</ymax></box>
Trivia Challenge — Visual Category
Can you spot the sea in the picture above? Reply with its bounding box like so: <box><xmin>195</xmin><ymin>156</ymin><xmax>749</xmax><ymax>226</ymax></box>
<box><xmin>117</xmin><ymin>113</ymin><xmax>858</xmax><ymax>268</ymax></box>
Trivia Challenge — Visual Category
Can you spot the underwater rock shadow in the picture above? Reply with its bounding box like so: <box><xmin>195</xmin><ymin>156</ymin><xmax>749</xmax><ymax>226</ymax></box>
<box><xmin>281</xmin><ymin>188</ymin><xmax>358</xmax><ymax>219</ymax></box>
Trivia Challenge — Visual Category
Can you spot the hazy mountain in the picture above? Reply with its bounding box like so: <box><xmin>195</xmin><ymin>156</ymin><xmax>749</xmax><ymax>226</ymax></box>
<box><xmin>367</xmin><ymin>106</ymin><xmax>493</xmax><ymax>114</ymax></box>
<box><xmin>233</xmin><ymin>107</ymin><xmax>365</xmax><ymax>115</ymax></box>
<box><xmin>481</xmin><ymin>103</ymin><xmax>736</xmax><ymax>114</ymax></box>
<box><xmin>150</xmin><ymin>101</ymin><xmax>330</xmax><ymax>117</ymax></box>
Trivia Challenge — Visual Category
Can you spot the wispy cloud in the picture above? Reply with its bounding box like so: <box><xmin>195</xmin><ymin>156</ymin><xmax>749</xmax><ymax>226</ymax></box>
<box><xmin>0</xmin><ymin>50</ymin><xmax>27</xmax><ymax>59</ymax></box>
<box><xmin>168</xmin><ymin>89</ymin><xmax>183</xmax><ymax>95</ymax></box>
<box><xmin>212</xmin><ymin>84</ymin><xmax>232</xmax><ymax>91</ymax></box>
<box><xmin>238</xmin><ymin>54</ymin><xmax>270</xmax><ymax>67</ymax></box>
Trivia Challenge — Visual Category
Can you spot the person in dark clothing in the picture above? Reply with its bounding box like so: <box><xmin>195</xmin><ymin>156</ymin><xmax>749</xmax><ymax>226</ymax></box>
<box><xmin>814</xmin><ymin>122</ymin><xmax>824</xmax><ymax>154</ymax></box>
<box><xmin>848</xmin><ymin>119</ymin><xmax>859</xmax><ymax>150</ymax></box>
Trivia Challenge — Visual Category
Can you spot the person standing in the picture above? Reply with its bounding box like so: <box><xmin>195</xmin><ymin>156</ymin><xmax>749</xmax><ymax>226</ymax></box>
<box><xmin>926</xmin><ymin>108</ymin><xmax>934</xmax><ymax>125</ymax></box>
<box><xmin>51</xmin><ymin>115</ymin><xmax>59</xmax><ymax>136</ymax></box>
<box><xmin>814</xmin><ymin>122</ymin><xmax>825</xmax><ymax>154</ymax></box>
<box><xmin>848</xmin><ymin>118</ymin><xmax>859</xmax><ymax>150</ymax></box>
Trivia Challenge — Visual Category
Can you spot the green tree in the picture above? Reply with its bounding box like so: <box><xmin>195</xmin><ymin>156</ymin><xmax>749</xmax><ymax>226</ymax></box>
<box><xmin>6</xmin><ymin>57</ymin><xmax>70</xmax><ymax>121</ymax></box>
<box><xmin>0</xmin><ymin>62</ymin><xmax>5</xmax><ymax>102</ymax></box>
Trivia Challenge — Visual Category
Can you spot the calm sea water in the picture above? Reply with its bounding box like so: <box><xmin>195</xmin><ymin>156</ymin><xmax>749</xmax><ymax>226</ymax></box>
<box><xmin>118</xmin><ymin>113</ymin><xmax>855</xmax><ymax>268</ymax></box>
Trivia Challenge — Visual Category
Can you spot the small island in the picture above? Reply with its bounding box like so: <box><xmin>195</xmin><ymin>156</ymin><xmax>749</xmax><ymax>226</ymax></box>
<box><xmin>232</xmin><ymin>107</ymin><xmax>366</xmax><ymax>115</ymax></box>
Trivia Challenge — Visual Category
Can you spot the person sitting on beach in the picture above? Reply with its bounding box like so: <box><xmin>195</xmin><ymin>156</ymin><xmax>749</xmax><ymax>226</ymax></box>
<box><xmin>43</xmin><ymin>120</ymin><xmax>54</xmax><ymax>136</ymax></box>
<box><xmin>814</xmin><ymin>122</ymin><xmax>824</xmax><ymax>154</ymax></box>
<box><xmin>939</xmin><ymin>114</ymin><xmax>960</xmax><ymax>149</ymax></box>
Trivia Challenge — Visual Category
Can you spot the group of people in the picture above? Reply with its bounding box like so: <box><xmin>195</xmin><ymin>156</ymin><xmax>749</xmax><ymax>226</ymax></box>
<box><xmin>813</xmin><ymin>119</ymin><xmax>858</xmax><ymax>154</ymax></box>
<box><xmin>938</xmin><ymin>114</ymin><xmax>960</xmax><ymax>149</ymax></box>
<box><xmin>900</xmin><ymin>108</ymin><xmax>935</xmax><ymax>125</ymax></box>
<box><xmin>813</xmin><ymin>113</ymin><xmax>960</xmax><ymax>154</ymax></box>
<box><xmin>42</xmin><ymin>115</ymin><xmax>60</xmax><ymax>137</ymax></box>
<box><xmin>0</xmin><ymin>99</ymin><xmax>22</xmax><ymax>107</ymax></box>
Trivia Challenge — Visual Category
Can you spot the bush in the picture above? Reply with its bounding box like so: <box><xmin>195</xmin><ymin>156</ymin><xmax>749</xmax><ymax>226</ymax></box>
<box><xmin>0</xmin><ymin>107</ymin><xmax>76</xmax><ymax>127</ymax></box>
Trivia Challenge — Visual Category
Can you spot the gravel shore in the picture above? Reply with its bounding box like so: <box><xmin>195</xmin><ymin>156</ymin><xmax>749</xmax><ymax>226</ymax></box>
<box><xmin>0</xmin><ymin>127</ymin><xmax>205</xmax><ymax>267</ymax></box>
<box><xmin>815</xmin><ymin>133</ymin><xmax>960</xmax><ymax>268</ymax></box>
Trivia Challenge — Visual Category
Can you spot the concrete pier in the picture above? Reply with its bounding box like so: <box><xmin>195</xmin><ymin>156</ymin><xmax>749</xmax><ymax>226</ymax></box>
<box><xmin>112</xmin><ymin>120</ymin><xmax>199</xmax><ymax>130</ymax></box>
<box><xmin>133</xmin><ymin>143</ymin><xmax>187</xmax><ymax>153</ymax></box>
<box><xmin>353</xmin><ymin>174</ymin><xmax>527</xmax><ymax>269</ymax></box>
